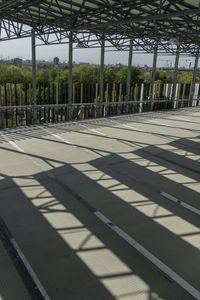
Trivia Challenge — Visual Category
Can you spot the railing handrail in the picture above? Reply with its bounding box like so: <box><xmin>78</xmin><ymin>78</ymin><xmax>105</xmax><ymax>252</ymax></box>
<box><xmin>0</xmin><ymin>97</ymin><xmax>199</xmax><ymax>110</ymax></box>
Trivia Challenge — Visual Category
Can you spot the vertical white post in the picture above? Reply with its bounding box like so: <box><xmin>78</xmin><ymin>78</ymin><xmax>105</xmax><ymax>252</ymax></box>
<box><xmin>139</xmin><ymin>83</ymin><xmax>144</xmax><ymax>112</ymax></box>
<box><xmin>165</xmin><ymin>83</ymin><xmax>169</xmax><ymax>99</ymax></box>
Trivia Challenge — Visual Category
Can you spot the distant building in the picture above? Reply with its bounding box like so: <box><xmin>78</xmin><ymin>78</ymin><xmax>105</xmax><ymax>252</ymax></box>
<box><xmin>24</xmin><ymin>60</ymin><xmax>32</xmax><ymax>66</ymax></box>
<box><xmin>37</xmin><ymin>60</ymin><xmax>51</xmax><ymax>66</ymax></box>
<box><xmin>53</xmin><ymin>57</ymin><xmax>59</xmax><ymax>65</ymax></box>
<box><xmin>13</xmin><ymin>57</ymin><xmax>23</xmax><ymax>65</ymax></box>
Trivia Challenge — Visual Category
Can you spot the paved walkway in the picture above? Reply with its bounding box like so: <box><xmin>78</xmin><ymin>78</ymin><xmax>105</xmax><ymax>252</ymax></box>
<box><xmin>0</xmin><ymin>107</ymin><xmax>199</xmax><ymax>299</ymax></box>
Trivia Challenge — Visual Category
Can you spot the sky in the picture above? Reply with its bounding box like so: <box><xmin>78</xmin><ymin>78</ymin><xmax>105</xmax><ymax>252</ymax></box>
<box><xmin>0</xmin><ymin>37</ymin><xmax>196</xmax><ymax>69</ymax></box>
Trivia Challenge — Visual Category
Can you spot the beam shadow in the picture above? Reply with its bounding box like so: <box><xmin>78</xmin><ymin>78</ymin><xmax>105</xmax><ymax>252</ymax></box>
<box><xmin>134</xmin><ymin>144</ymin><xmax>200</xmax><ymax>181</ymax></box>
<box><xmin>170</xmin><ymin>138</ymin><xmax>200</xmax><ymax>156</ymax></box>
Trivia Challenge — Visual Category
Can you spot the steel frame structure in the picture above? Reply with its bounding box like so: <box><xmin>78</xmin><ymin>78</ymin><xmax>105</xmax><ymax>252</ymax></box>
<box><xmin>1</xmin><ymin>0</ymin><xmax>200</xmax><ymax>110</ymax></box>
<box><xmin>0</xmin><ymin>0</ymin><xmax>200</xmax><ymax>54</ymax></box>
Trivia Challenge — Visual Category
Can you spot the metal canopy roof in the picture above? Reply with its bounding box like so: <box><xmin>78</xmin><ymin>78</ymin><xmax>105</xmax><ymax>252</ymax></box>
<box><xmin>0</xmin><ymin>0</ymin><xmax>200</xmax><ymax>54</ymax></box>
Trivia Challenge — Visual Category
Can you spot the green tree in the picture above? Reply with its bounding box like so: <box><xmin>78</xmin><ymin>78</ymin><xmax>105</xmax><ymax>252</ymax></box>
<box><xmin>22</xmin><ymin>67</ymin><xmax>32</xmax><ymax>84</ymax></box>
<box><xmin>158</xmin><ymin>71</ymin><xmax>173</xmax><ymax>83</ymax></box>
<box><xmin>36</xmin><ymin>69</ymin><xmax>50</xmax><ymax>85</ymax></box>
<box><xmin>57</xmin><ymin>70</ymin><xmax>68</xmax><ymax>83</ymax></box>
<box><xmin>116</xmin><ymin>67</ymin><xmax>142</xmax><ymax>85</ymax></box>
<box><xmin>143</xmin><ymin>70</ymin><xmax>173</xmax><ymax>83</ymax></box>
<box><xmin>78</xmin><ymin>64</ymin><xmax>99</xmax><ymax>83</ymax></box>
<box><xmin>104</xmin><ymin>67</ymin><xmax>116</xmax><ymax>83</ymax></box>
<box><xmin>0</xmin><ymin>66</ymin><xmax>24</xmax><ymax>83</ymax></box>
<box><xmin>49</xmin><ymin>67</ymin><xmax>58</xmax><ymax>82</ymax></box>
<box><xmin>178</xmin><ymin>72</ymin><xmax>193</xmax><ymax>84</ymax></box>
<box><xmin>143</xmin><ymin>71</ymin><xmax>151</xmax><ymax>83</ymax></box>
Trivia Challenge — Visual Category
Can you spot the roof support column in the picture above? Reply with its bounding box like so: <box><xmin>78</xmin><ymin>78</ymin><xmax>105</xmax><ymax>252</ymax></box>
<box><xmin>149</xmin><ymin>43</ymin><xmax>158</xmax><ymax>108</ymax></box>
<box><xmin>126</xmin><ymin>39</ymin><xmax>133</xmax><ymax>101</ymax></box>
<box><xmin>68</xmin><ymin>31</ymin><xmax>73</xmax><ymax>120</ymax></box>
<box><xmin>100</xmin><ymin>34</ymin><xmax>105</xmax><ymax>106</ymax></box>
<box><xmin>172</xmin><ymin>44</ymin><xmax>180</xmax><ymax>108</ymax></box>
<box><xmin>31</xmin><ymin>29</ymin><xmax>37</xmax><ymax>122</ymax></box>
<box><xmin>190</xmin><ymin>51</ymin><xmax>199</xmax><ymax>106</ymax></box>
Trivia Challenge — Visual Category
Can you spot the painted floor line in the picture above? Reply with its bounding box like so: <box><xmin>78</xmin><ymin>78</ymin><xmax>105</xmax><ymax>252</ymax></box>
<box><xmin>174</xmin><ymin>117</ymin><xmax>192</xmax><ymax>122</ymax></box>
<box><xmin>1</xmin><ymin>133</ymin><xmax>25</xmax><ymax>153</ymax></box>
<box><xmin>94</xmin><ymin>211</ymin><xmax>200</xmax><ymax>300</ymax></box>
<box><xmin>1</xmin><ymin>132</ymin><xmax>52</xmax><ymax>174</ymax></box>
<box><xmin>40</xmin><ymin>127</ymin><xmax>72</xmax><ymax>144</ymax></box>
<box><xmin>11</xmin><ymin>238</ymin><xmax>51</xmax><ymax>300</ymax></box>
<box><xmin>149</xmin><ymin>120</ymin><xmax>172</xmax><ymax>127</ymax></box>
<box><xmin>8</xmin><ymin>140</ymin><xmax>25</xmax><ymax>153</ymax></box>
<box><xmin>41</xmin><ymin>126</ymin><xmax>98</xmax><ymax>157</ymax></box>
<box><xmin>122</xmin><ymin>123</ymin><xmax>145</xmax><ymax>132</ymax></box>
<box><xmin>109</xmin><ymin>119</ymin><xmax>144</xmax><ymax>132</ymax></box>
<box><xmin>79</xmin><ymin>123</ymin><xmax>106</xmax><ymax>136</ymax></box>
<box><xmin>161</xmin><ymin>191</ymin><xmax>200</xmax><ymax>216</ymax></box>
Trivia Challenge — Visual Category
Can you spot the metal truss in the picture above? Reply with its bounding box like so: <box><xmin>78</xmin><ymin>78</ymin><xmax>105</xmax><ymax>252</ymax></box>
<box><xmin>0</xmin><ymin>0</ymin><xmax>200</xmax><ymax>55</ymax></box>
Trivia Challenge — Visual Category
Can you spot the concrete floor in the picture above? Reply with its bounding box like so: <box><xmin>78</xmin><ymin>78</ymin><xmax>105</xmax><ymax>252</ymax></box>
<box><xmin>0</xmin><ymin>107</ymin><xmax>199</xmax><ymax>300</ymax></box>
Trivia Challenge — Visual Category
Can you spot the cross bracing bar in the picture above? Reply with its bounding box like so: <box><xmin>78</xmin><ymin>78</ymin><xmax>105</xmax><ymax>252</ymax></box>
<box><xmin>1</xmin><ymin>0</ymin><xmax>200</xmax><ymax>55</ymax></box>
<box><xmin>0</xmin><ymin>21</ymin><xmax>198</xmax><ymax>56</ymax></box>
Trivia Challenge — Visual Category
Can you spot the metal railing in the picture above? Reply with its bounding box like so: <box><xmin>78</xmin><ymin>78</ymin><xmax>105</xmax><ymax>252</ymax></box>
<box><xmin>0</xmin><ymin>98</ymin><xmax>199</xmax><ymax>129</ymax></box>
<box><xmin>0</xmin><ymin>82</ymin><xmax>200</xmax><ymax>128</ymax></box>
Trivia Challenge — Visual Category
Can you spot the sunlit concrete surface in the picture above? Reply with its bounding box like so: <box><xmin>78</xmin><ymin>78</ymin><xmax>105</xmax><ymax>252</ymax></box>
<box><xmin>0</xmin><ymin>107</ymin><xmax>199</xmax><ymax>300</ymax></box>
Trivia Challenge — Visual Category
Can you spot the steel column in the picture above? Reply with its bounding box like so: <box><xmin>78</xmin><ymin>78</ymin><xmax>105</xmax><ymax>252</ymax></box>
<box><xmin>126</xmin><ymin>39</ymin><xmax>133</xmax><ymax>101</ymax></box>
<box><xmin>68</xmin><ymin>31</ymin><xmax>73</xmax><ymax>119</ymax></box>
<box><xmin>31</xmin><ymin>29</ymin><xmax>37</xmax><ymax>121</ymax></box>
<box><xmin>171</xmin><ymin>44</ymin><xmax>180</xmax><ymax>104</ymax></box>
<box><xmin>149</xmin><ymin>43</ymin><xmax>158</xmax><ymax>104</ymax></box>
<box><xmin>190</xmin><ymin>51</ymin><xmax>199</xmax><ymax>105</ymax></box>
<box><xmin>100</xmin><ymin>34</ymin><xmax>105</xmax><ymax>103</ymax></box>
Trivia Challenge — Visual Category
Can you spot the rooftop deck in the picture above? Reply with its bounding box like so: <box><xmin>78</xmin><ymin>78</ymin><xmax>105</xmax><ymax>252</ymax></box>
<box><xmin>0</xmin><ymin>107</ymin><xmax>200</xmax><ymax>300</ymax></box>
